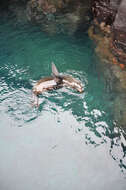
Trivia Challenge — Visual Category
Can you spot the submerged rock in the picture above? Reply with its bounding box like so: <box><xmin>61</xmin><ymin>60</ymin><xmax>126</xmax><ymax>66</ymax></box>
<box><xmin>2</xmin><ymin>0</ymin><xmax>91</xmax><ymax>35</ymax></box>
<box><xmin>26</xmin><ymin>0</ymin><xmax>91</xmax><ymax>35</ymax></box>
<box><xmin>114</xmin><ymin>94</ymin><xmax>126</xmax><ymax>132</ymax></box>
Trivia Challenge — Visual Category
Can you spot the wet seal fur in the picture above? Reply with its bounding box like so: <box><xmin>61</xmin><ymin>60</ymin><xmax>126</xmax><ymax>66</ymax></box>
<box><xmin>32</xmin><ymin>63</ymin><xmax>83</xmax><ymax>106</ymax></box>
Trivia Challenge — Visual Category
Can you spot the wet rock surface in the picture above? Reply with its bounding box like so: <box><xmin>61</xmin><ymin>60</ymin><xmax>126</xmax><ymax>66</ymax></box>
<box><xmin>112</xmin><ymin>0</ymin><xmax>126</xmax><ymax>64</ymax></box>
<box><xmin>91</xmin><ymin>0</ymin><xmax>126</xmax><ymax>65</ymax></box>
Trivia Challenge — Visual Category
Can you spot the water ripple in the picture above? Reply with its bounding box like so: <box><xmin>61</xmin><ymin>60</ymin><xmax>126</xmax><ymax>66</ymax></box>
<box><xmin>0</xmin><ymin>14</ymin><xmax>126</xmax><ymax>178</ymax></box>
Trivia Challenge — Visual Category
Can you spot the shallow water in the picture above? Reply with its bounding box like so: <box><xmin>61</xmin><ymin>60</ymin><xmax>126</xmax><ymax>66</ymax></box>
<box><xmin>0</xmin><ymin>13</ymin><xmax>126</xmax><ymax>190</ymax></box>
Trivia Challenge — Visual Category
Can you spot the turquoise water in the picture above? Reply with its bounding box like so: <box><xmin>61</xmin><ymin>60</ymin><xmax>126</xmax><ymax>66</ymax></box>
<box><xmin>0</xmin><ymin>13</ymin><xmax>126</xmax><ymax>190</ymax></box>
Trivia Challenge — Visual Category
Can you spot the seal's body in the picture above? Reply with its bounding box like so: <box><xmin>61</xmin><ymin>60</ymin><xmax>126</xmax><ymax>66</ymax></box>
<box><xmin>32</xmin><ymin>63</ymin><xmax>83</xmax><ymax>106</ymax></box>
<box><xmin>33</xmin><ymin>76</ymin><xmax>60</xmax><ymax>95</ymax></box>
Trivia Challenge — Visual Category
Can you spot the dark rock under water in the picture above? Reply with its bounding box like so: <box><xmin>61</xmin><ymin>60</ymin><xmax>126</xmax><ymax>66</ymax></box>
<box><xmin>5</xmin><ymin>0</ymin><xmax>92</xmax><ymax>35</ymax></box>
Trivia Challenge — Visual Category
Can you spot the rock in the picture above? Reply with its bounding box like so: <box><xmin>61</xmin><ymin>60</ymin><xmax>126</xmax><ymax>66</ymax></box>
<box><xmin>91</xmin><ymin>0</ymin><xmax>120</xmax><ymax>25</ymax></box>
<box><xmin>114</xmin><ymin>95</ymin><xmax>126</xmax><ymax>131</ymax></box>
<box><xmin>8</xmin><ymin>0</ymin><xmax>28</xmax><ymax>23</ymax></box>
<box><xmin>91</xmin><ymin>0</ymin><xmax>126</xmax><ymax>66</ymax></box>
<box><xmin>112</xmin><ymin>0</ymin><xmax>126</xmax><ymax>64</ymax></box>
<box><xmin>26</xmin><ymin>0</ymin><xmax>91</xmax><ymax>35</ymax></box>
<box><xmin>113</xmin><ymin>0</ymin><xmax>126</xmax><ymax>32</ymax></box>
<box><xmin>1</xmin><ymin>0</ymin><xmax>92</xmax><ymax>35</ymax></box>
<box><xmin>113</xmin><ymin>66</ymin><xmax>126</xmax><ymax>91</ymax></box>
<box><xmin>88</xmin><ymin>1</ymin><xmax>126</xmax><ymax>132</ymax></box>
<box><xmin>26</xmin><ymin>0</ymin><xmax>45</xmax><ymax>23</ymax></box>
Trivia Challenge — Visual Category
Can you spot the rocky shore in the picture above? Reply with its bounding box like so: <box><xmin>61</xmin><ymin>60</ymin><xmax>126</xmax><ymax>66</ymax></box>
<box><xmin>4</xmin><ymin>1</ymin><xmax>126</xmax><ymax>64</ymax></box>
<box><xmin>89</xmin><ymin>0</ymin><xmax>126</xmax><ymax>132</ymax></box>
<box><xmin>91</xmin><ymin>0</ymin><xmax>126</xmax><ymax>66</ymax></box>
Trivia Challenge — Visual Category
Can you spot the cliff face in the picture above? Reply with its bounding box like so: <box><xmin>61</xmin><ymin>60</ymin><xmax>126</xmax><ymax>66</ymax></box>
<box><xmin>92</xmin><ymin>0</ymin><xmax>119</xmax><ymax>25</ymax></box>
<box><xmin>91</xmin><ymin>0</ymin><xmax>126</xmax><ymax>65</ymax></box>
<box><xmin>112</xmin><ymin>0</ymin><xmax>126</xmax><ymax>64</ymax></box>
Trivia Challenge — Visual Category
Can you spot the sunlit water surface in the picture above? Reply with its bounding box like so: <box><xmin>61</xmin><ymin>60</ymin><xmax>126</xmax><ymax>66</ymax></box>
<box><xmin>0</xmin><ymin>13</ymin><xmax>126</xmax><ymax>190</ymax></box>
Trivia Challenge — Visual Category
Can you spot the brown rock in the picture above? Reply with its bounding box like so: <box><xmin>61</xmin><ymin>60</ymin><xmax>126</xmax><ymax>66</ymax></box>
<box><xmin>112</xmin><ymin>0</ymin><xmax>126</xmax><ymax>65</ymax></box>
<box><xmin>91</xmin><ymin>0</ymin><xmax>120</xmax><ymax>25</ymax></box>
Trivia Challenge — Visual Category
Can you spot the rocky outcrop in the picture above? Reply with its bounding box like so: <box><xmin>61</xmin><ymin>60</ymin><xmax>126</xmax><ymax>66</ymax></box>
<box><xmin>112</xmin><ymin>0</ymin><xmax>126</xmax><ymax>65</ymax></box>
<box><xmin>4</xmin><ymin>0</ymin><xmax>91</xmax><ymax>35</ymax></box>
<box><xmin>26</xmin><ymin>0</ymin><xmax>91</xmax><ymax>35</ymax></box>
<box><xmin>91</xmin><ymin>0</ymin><xmax>120</xmax><ymax>25</ymax></box>
<box><xmin>91</xmin><ymin>0</ymin><xmax>126</xmax><ymax>66</ymax></box>
<box><xmin>90</xmin><ymin>0</ymin><xmax>126</xmax><ymax>132</ymax></box>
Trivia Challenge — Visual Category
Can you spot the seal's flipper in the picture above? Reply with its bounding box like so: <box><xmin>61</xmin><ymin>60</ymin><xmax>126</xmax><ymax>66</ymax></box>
<box><xmin>52</xmin><ymin>62</ymin><xmax>60</xmax><ymax>77</ymax></box>
<box><xmin>51</xmin><ymin>62</ymin><xmax>63</xmax><ymax>85</ymax></box>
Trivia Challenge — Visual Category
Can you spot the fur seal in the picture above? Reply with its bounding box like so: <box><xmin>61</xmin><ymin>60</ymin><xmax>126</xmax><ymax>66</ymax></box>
<box><xmin>32</xmin><ymin>63</ymin><xmax>83</xmax><ymax>106</ymax></box>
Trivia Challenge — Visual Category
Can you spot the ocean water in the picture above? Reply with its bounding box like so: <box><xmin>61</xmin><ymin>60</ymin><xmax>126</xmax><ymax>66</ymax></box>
<box><xmin>0</xmin><ymin>13</ymin><xmax>126</xmax><ymax>190</ymax></box>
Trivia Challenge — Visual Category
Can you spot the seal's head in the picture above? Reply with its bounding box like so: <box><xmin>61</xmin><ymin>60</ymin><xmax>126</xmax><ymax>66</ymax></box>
<box><xmin>73</xmin><ymin>81</ymin><xmax>83</xmax><ymax>93</ymax></box>
<box><xmin>63</xmin><ymin>75</ymin><xmax>83</xmax><ymax>93</ymax></box>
